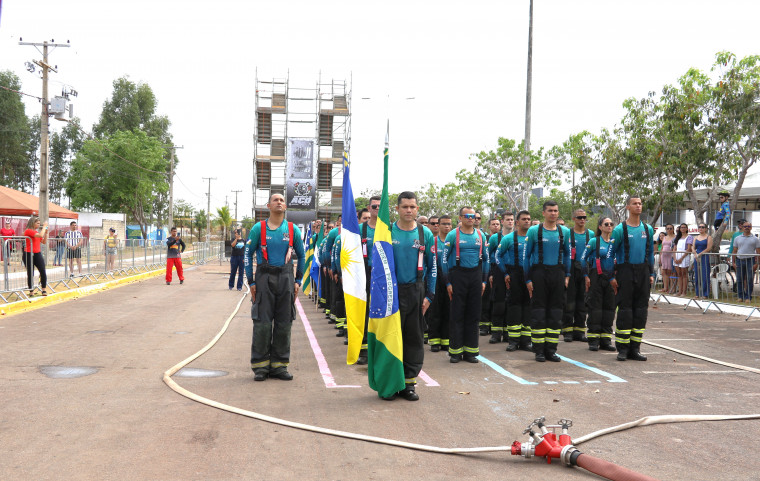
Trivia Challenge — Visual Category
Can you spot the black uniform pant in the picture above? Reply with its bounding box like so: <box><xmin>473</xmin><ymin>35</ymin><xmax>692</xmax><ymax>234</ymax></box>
<box><xmin>321</xmin><ymin>267</ymin><xmax>330</xmax><ymax>310</ymax></box>
<box><xmin>333</xmin><ymin>275</ymin><xmax>346</xmax><ymax>328</ymax></box>
<box><xmin>506</xmin><ymin>266</ymin><xmax>531</xmax><ymax>344</ymax></box>
<box><xmin>251</xmin><ymin>265</ymin><xmax>295</xmax><ymax>375</ymax></box>
<box><xmin>562</xmin><ymin>261</ymin><xmax>587</xmax><ymax>338</ymax></box>
<box><xmin>490</xmin><ymin>266</ymin><xmax>507</xmax><ymax>337</ymax></box>
<box><xmin>428</xmin><ymin>268</ymin><xmax>450</xmax><ymax>348</ymax></box>
<box><xmin>615</xmin><ymin>263</ymin><xmax>650</xmax><ymax>353</ymax></box>
<box><xmin>529</xmin><ymin>265</ymin><xmax>565</xmax><ymax>355</ymax></box>
<box><xmin>449</xmin><ymin>266</ymin><xmax>482</xmax><ymax>358</ymax></box>
<box><xmin>480</xmin><ymin>280</ymin><xmax>492</xmax><ymax>331</ymax></box>
<box><xmin>587</xmin><ymin>270</ymin><xmax>615</xmax><ymax>344</ymax></box>
<box><xmin>398</xmin><ymin>282</ymin><xmax>425</xmax><ymax>386</ymax></box>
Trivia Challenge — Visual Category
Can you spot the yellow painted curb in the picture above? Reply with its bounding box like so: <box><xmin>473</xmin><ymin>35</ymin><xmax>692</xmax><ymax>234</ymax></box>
<box><xmin>0</xmin><ymin>269</ymin><xmax>165</xmax><ymax>318</ymax></box>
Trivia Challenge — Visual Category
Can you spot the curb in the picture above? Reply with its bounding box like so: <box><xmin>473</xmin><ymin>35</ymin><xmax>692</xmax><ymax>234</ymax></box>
<box><xmin>0</xmin><ymin>269</ymin><xmax>165</xmax><ymax>318</ymax></box>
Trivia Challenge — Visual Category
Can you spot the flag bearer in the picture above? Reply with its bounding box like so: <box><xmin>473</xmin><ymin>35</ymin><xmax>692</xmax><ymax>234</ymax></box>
<box><xmin>244</xmin><ymin>193</ymin><xmax>306</xmax><ymax>381</ymax></box>
<box><xmin>497</xmin><ymin>210</ymin><xmax>533</xmax><ymax>352</ymax></box>
<box><xmin>523</xmin><ymin>200</ymin><xmax>571</xmax><ymax>362</ymax></box>
<box><xmin>389</xmin><ymin>191</ymin><xmax>436</xmax><ymax>400</ymax></box>
<box><xmin>442</xmin><ymin>206</ymin><xmax>489</xmax><ymax>363</ymax></box>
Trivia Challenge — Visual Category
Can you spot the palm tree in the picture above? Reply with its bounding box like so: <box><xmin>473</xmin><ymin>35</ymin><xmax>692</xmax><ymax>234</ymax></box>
<box><xmin>216</xmin><ymin>205</ymin><xmax>233</xmax><ymax>240</ymax></box>
<box><xmin>193</xmin><ymin>209</ymin><xmax>207</xmax><ymax>242</ymax></box>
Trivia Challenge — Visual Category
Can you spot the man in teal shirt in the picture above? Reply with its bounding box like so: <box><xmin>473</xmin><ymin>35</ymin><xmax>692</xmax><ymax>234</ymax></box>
<box><xmin>562</xmin><ymin>209</ymin><xmax>594</xmax><ymax>343</ymax></box>
<box><xmin>442</xmin><ymin>206</ymin><xmax>490</xmax><ymax>363</ymax></box>
<box><xmin>522</xmin><ymin>200</ymin><xmax>571</xmax><ymax>363</ymax></box>
<box><xmin>244</xmin><ymin>193</ymin><xmax>306</xmax><ymax>381</ymax></box>
<box><xmin>387</xmin><ymin>191</ymin><xmax>436</xmax><ymax>401</ymax></box>
<box><xmin>608</xmin><ymin>196</ymin><xmax>654</xmax><ymax>362</ymax></box>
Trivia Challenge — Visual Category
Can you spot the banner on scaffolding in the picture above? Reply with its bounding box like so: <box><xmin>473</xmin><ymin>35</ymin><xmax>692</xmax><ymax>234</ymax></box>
<box><xmin>286</xmin><ymin>138</ymin><xmax>317</xmax><ymax>210</ymax></box>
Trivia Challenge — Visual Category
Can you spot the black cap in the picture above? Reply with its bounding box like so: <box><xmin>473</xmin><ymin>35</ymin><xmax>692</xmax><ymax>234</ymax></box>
<box><xmin>109</xmin><ymin>227</ymin><xmax>116</xmax><ymax>232</ymax></box>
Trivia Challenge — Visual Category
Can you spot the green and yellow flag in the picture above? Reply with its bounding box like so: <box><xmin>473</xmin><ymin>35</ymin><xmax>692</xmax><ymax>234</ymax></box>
<box><xmin>367</xmin><ymin>125</ymin><xmax>405</xmax><ymax>398</ymax></box>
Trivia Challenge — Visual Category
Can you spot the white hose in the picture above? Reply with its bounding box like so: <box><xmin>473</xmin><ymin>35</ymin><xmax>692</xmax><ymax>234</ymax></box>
<box><xmin>163</xmin><ymin>291</ymin><xmax>760</xmax><ymax>454</ymax></box>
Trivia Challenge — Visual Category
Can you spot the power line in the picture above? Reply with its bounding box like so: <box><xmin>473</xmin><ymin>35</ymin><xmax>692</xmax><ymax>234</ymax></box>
<box><xmin>0</xmin><ymin>84</ymin><xmax>43</xmax><ymax>101</ymax></box>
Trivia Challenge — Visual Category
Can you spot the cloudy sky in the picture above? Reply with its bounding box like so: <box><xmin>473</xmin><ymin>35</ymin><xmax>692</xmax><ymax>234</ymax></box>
<box><xmin>2</xmin><ymin>0</ymin><xmax>758</xmax><ymax>218</ymax></box>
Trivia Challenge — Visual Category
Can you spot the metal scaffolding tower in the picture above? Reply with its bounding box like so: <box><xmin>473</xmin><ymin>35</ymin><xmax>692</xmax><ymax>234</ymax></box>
<box><xmin>252</xmin><ymin>71</ymin><xmax>351</xmax><ymax>222</ymax></box>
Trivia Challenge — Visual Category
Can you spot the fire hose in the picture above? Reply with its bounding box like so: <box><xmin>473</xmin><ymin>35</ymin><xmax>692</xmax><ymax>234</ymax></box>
<box><xmin>163</xmin><ymin>291</ymin><xmax>760</xmax><ymax>481</ymax></box>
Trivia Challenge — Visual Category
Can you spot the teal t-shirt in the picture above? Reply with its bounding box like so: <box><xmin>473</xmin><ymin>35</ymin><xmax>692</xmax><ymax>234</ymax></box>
<box><xmin>580</xmin><ymin>236</ymin><xmax>616</xmax><ymax>278</ymax></box>
<box><xmin>569</xmin><ymin>229</ymin><xmax>595</xmax><ymax>262</ymax></box>
<box><xmin>609</xmin><ymin>221</ymin><xmax>655</xmax><ymax>272</ymax></box>
<box><xmin>441</xmin><ymin>228</ymin><xmax>490</xmax><ymax>281</ymax></box>
<box><xmin>522</xmin><ymin>224</ymin><xmax>572</xmax><ymax>281</ymax></box>
<box><xmin>390</xmin><ymin>222</ymin><xmax>437</xmax><ymax>295</ymax></box>
<box><xmin>497</xmin><ymin>232</ymin><xmax>527</xmax><ymax>272</ymax></box>
<box><xmin>244</xmin><ymin>220</ymin><xmax>306</xmax><ymax>284</ymax></box>
<box><xmin>360</xmin><ymin>221</ymin><xmax>376</xmax><ymax>268</ymax></box>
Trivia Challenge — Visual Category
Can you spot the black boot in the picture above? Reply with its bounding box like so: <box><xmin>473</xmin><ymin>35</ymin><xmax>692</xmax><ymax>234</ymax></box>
<box><xmin>489</xmin><ymin>333</ymin><xmax>501</xmax><ymax>344</ymax></box>
<box><xmin>573</xmin><ymin>332</ymin><xmax>588</xmax><ymax>342</ymax></box>
<box><xmin>616</xmin><ymin>345</ymin><xmax>628</xmax><ymax>361</ymax></box>
<box><xmin>588</xmin><ymin>338</ymin><xmax>599</xmax><ymax>351</ymax></box>
<box><xmin>599</xmin><ymin>339</ymin><xmax>617</xmax><ymax>351</ymax></box>
<box><xmin>563</xmin><ymin>333</ymin><xmax>573</xmax><ymax>342</ymax></box>
<box><xmin>479</xmin><ymin>325</ymin><xmax>490</xmax><ymax>336</ymax></box>
<box><xmin>628</xmin><ymin>341</ymin><xmax>647</xmax><ymax>361</ymax></box>
<box><xmin>505</xmin><ymin>340</ymin><xmax>519</xmax><ymax>352</ymax></box>
<box><xmin>519</xmin><ymin>337</ymin><xmax>533</xmax><ymax>352</ymax></box>
<box><xmin>430</xmin><ymin>344</ymin><xmax>441</xmax><ymax>352</ymax></box>
<box><xmin>545</xmin><ymin>344</ymin><xmax>561</xmax><ymax>362</ymax></box>
<box><xmin>336</xmin><ymin>327</ymin><xmax>345</xmax><ymax>337</ymax></box>
<box><xmin>533</xmin><ymin>343</ymin><xmax>545</xmax><ymax>362</ymax></box>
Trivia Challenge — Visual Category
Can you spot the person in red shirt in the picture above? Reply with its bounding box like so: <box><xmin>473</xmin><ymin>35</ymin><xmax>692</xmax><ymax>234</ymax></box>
<box><xmin>23</xmin><ymin>216</ymin><xmax>49</xmax><ymax>296</ymax></box>
<box><xmin>1</xmin><ymin>218</ymin><xmax>16</xmax><ymax>262</ymax></box>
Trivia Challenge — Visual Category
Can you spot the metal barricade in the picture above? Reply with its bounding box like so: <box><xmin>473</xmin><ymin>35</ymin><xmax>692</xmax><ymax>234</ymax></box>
<box><xmin>1</xmin><ymin>235</ymin><xmax>226</xmax><ymax>302</ymax></box>
<box><xmin>651</xmin><ymin>247</ymin><xmax>760</xmax><ymax>319</ymax></box>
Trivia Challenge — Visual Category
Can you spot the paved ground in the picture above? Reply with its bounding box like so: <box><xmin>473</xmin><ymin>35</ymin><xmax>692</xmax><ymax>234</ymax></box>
<box><xmin>2</xmin><ymin>263</ymin><xmax>759</xmax><ymax>481</ymax></box>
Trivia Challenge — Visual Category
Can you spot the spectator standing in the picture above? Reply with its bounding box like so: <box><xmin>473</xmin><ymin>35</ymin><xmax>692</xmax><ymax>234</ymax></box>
<box><xmin>64</xmin><ymin>221</ymin><xmax>84</xmax><ymax>276</ymax></box>
<box><xmin>229</xmin><ymin>229</ymin><xmax>245</xmax><ymax>291</ymax></box>
<box><xmin>104</xmin><ymin>228</ymin><xmax>118</xmax><ymax>272</ymax></box>
<box><xmin>1</xmin><ymin>219</ymin><xmax>16</xmax><ymax>262</ymax></box>
<box><xmin>53</xmin><ymin>232</ymin><xmax>65</xmax><ymax>266</ymax></box>
<box><xmin>691</xmin><ymin>223</ymin><xmax>713</xmax><ymax>300</ymax></box>
<box><xmin>166</xmin><ymin>227</ymin><xmax>186</xmax><ymax>285</ymax></box>
<box><xmin>672</xmin><ymin>223</ymin><xmax>693</xmax><ymax>297</ymax></box>
<box><xmin>23</xmin><ymin>216</ymin><xmax>48</xmax><ymax>296</ymax></box>
<box><xmin>732</xmin><ymin>222</ymin><xmax>760</xmax><ymax>303</ymax></box>
<box><xmin>659</xmin><ymin>224</ymin><xmax>675</xmax><ymax>293</ymax></box>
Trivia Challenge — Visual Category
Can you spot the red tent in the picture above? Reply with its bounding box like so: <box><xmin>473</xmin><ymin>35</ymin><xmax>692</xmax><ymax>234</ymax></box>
<box><xmin>0</xmin><ymin>185</ymin><xmax>78</xmax><ymax>219</ymax></box>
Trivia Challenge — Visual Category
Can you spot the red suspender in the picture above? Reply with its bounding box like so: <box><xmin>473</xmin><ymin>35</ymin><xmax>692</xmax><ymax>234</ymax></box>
<box><xmin>285</xmin><ymin>222</ymin><xmax>294</xmax><ymax>263</ymax></box>
<box><xmin>454</xmin><ymin>228</ymin><xmax>482</xmax><ymax>267</ymax></box>
<box><xmin>261</xmin><ymin>220</ymin><xmax>294</xmax><ymax>264</ymax></box>
<box><xmin>260</xmin><ymin>220</ymin><xmax>268</xmax><ymax>262</ymax></box>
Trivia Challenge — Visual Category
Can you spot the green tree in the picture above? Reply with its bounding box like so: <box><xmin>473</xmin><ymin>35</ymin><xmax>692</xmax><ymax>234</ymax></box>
<box><xmin>93</xmin><ymin>76</ymin><xmax>175</xmax><ymax>227</ymax></box>
<box><xmin>49</xmin><ymin>117</ymin><xmax>84</xmax><ymax>204</ymax></box>
<box><xmin>241</xmin><ymin>216</ymin><xmax>255</xmax><ymax>233</ymax></box>
<box><xmin>474</xmin><ymin>138</ymin><xmax>563</xmax><ymax>214</ymax></box>
<box><xmin>216</xmin><ymin>205</ymin><xmax>233</xmax><ymax>240</ymax></box>
<box><xmin>0</xmin><ymin>71</ymin><xmax>33</xmax><ymax>191</ymax></box>
<box><xmin>66</xmin><ymin>130</ymin><xmax>168</xmax><ymax>239</ymax></box>
<box><xmin>193</xmin><ymin>209</ymin><xmax>208</xmax><ymax>241</ymax></box>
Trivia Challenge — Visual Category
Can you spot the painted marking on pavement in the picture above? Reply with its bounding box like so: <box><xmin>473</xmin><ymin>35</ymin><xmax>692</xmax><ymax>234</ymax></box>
<box><xmin>643</xmin><ymin>370</ymin><xmax>744</xmax><ymax>375</ymax></box>
<box><xmin>557</xmin><ymin>355</ymin><xmax>627</xmax><ymax>383</ymax></box>
<box><xmin>477</xmin><ymin>355</ymin><xmax>539</xmax><ymax>385</ymax></box>
<box><xmin>418</xmin><ymin>370</ymin><xmax>439</xmax><ymax>387</ymax></box>
<box><xmin>295</xmin><ymin>298</ymin><xmax>361</xmax><ymax>389</ymax></box>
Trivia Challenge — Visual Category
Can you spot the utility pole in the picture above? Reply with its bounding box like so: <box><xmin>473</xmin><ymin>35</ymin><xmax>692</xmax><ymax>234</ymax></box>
<box><xmin>165</xmin><ymin>145</ymin><xmax>184</xmax><ymax>229</ymax></box>
<box><xmin>522</xmin><ymin>0</ymin><xmax>534</xmax><ymax>211</ymax></box>
<box><xmin>19</xmin><ymin>39</ymin><xmax>70</xmax><ymax>225</ymax></box>
<box><xmin>231</xmin><ymin>190</ymin><xmax>242</xmax><ymax>227</ymax></box>
<box><xmin>203</xmin><ymin>177</ymin><xmax>216</xmax><ymax>240</ymax></box>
